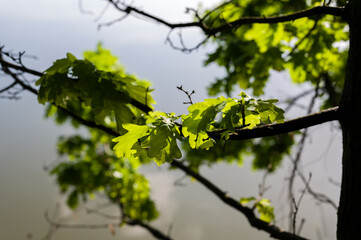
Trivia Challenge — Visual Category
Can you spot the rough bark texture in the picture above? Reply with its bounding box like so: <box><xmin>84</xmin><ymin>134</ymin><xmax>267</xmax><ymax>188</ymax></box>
<box><xmin>337</xmin><ymin>1</ymin><xmax>361</xmax><ymax>239</ymax></box>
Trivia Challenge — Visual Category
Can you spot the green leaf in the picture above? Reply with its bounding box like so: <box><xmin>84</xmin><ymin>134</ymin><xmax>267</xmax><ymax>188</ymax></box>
<box><xmin>67</xmin><ymin>190</ymin><xmax>79</xmax><ymax>209</ymax></box>
<box><xmin>239</xmin><ymin>196</ymin><xmax>275</xmax><ymax>223</ymax></box>
<box><xmin>66</xmin><ymin>52</ymin><xmax>77</xmax><ymax>62</ymax></box>
<box><xmin>220</xmin><ymin>101</ymin><xmax>242</xmax><ymax>130</ymax></box>
<box><xmin>114</xmin><ymin>105</ymin><xmax>135</xmax><ymax>133</ymax></box>
<box><xmin>51</xmin><ymin>133</ymin><xmax>159</xmax><ymax>221</ymax></box>
<box><xmin>148</xmin><ymin>127</ymin><xmax>169</xmax><ymax>158</ymax></box>
<box><xmin>37</xmin><ymin>46</ymin><xmax>156</xmax><ymax>131</ymax></box>
<box><xmin>203</xmin><ymin>1</ymin><xmax>347</xmax><ymax>107</ymax></box>
<box><xmin>182</xmin><ymin>98</ymin><xmax>226</xmax><ymax>149</ymax></box>
<box><xmin>83</xmin><ymin>42</ymin><xmax>122</xmax><ymax>72</ymax></box>
<box><xmin>146</xmin><ymin>114</ymin><xmax>182</xmax><ymax>165</ymax></box>
<box><xmin>113</xmin><ymin>124</ymin><xmax>150</xmax><ymax>158</ymax></box>
<box><xmin>255</xmin><ymin>199</ymin><xmax>275</xmax><ymax>223</ymax></box>
<box><xmin>240</xmin><ymin>196</ymin><xmax>256</xmax><ymax>206</ymax></box>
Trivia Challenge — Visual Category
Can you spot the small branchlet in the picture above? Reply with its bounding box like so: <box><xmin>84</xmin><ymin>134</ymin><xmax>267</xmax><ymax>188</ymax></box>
<box><xmin>291</xmin><ymin>173</ymin><xmax>312</xmax><ymax>235</ymax></box>
<box><xmin>176</xmin><ymin>85</ymin><xmax>195</xmax><ymax>105</ymax></box>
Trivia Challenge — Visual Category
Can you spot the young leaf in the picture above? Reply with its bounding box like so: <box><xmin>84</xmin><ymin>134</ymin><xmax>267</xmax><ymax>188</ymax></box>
<box><xmin>147</xmin><ymin>114</ymin><xmax>182</xmax><ymax>165</ymax></box>
<box><xmin>112</xmin><ymin>124</ymin><xmax>150</xmax><ymax>158</ymax></box>
<box><xmin>182</xmin><ymin>98</ymin><xmax>226</xmax><ymax>149</ymax></box>
<box><xmin>255</xmin><ymin>199</ymin><xmax>275</xmax><ymax>223</ymax></box>
<box><xmin>240</xmin><ymin>196</ymin><xmax>256</xmax><ymax>206</ymax></box>
<box><xmin>239</xmin><ymin>196</ymin><xmax>275</xmax><ymax>223</ymax></box>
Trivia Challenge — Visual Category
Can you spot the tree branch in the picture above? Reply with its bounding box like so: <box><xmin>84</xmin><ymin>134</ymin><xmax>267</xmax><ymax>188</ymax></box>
<box><xmin>1</xmin><ymin>53</ymin><xmax>340</xmax><ymax>142</ymax></box>
<box><xmin>209</xmin><ymin>107</ymin><xmax>339</xmax><ymax>141</ymax></box>
<box><xmin>45</xmin><ymin>213</ymin><xmax>118</xmax><ymax>230</ymax></box>
<box><xmin>170</xmin><ymin>160</ymin><xmax>309</xmax><ymax>240</ymax></box>
<box><xmin>0</xmin><ymin>56</ymin><xmax>42</xmax><ymax>77</ymax></box>
<box><xmin>207</xmin><ymin>6</ymin><xmax>345</xmax><ymax>35</ymax></box>
<box><xmin>106</xmin><ymin>1</ymin><xmax>345</xmax><ymax>36</ymax></box>
<box><xmin>44</xmin><ymin>205</ymin><xmax>172</xmax><ymax>240</ymax></box>
<box><xmin>0</xmin><ymin>51</ymin><xmax>152</xmax><ymax>113</ymax></box>
<box><xmin>0</xmin><ymin>81</ymin><xmax>17</xmax><ymax>94</ymax></box>
<box><xmin>106</xmin><ymin>0</ymin><xmax>205</xmax><ymax>30</ymax></box>
<box><xmin>124</xmin><ymin>217</ymin><xmax>172</xmax><ymax>240</ymax></box>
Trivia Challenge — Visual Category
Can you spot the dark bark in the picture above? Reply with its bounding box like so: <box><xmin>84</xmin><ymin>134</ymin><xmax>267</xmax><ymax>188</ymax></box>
<box><xmin>209</xmin><ymin>107</ymin><xmax>339</xmax><ymax>140</ymax></box>
<box><xmin>171</xmin><ymin>160</ymin><xmax>309</xmax><ymax>240</ymax></box>
<box><xmin>337</xmin><ymin>1</ymin><xmax>361</xmax><ymax>239</ymax></box>
<box><xmin>124</xmin><ymin>217</ymin><xmax>172</xmax><ymax>240</ymax></box>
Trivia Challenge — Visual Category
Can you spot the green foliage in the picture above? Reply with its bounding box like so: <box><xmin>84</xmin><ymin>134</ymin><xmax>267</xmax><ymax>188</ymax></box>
<box><xmin>83</xmin><ymin>42</ymin><xmax>124</xmax><ymax>72</ymax></box>
<box><xmin>37</xmin><ymin>44</ymin><xmax>155</xmax><ymax>133</ymax></box>
<box><xmin>113</xmin><ymin>112</ymin><xmax>182</xmax><ymax>166</ymax></box>
<box><xmin>240</xmin><ymin>197</ymin><xmax>275</xmax><ymax>223</ymax></box>
<box><xmin>52</xmin><ymin>134</ymin><xmax>158</xmax><ymax>221</ymax></box>
<box><xmin>182</xmin><ymin>92</ymin><xmax>284</xmax><ymax>148</ymax></box>
<box><xmin>181</xmin><ymin>138</ymin><xmax>251</xmax><ymax>171</ymax></box>
<box><xmin>255</xmin><ymin>199</ymin><xmax>275</xmax><ymax>223</ymax></box>
<box><xmin>179</xmin><ymin>93</ymin><xmax>289</xmax><ymax>172</ymax></box>
<box><xmin>203</xmin><ymin>0</ymin><xmax>348</xmax><ymax>106</ymax></box>
<box><xmin>40</xmin><ymin>44</ymin><xmax>292</xmax><ymax>228</ymax></box>
<box><xmin>30</xmin><ymin>0</ymin><xmax>351</xmax><ymax>233</ymax></box>
<box><xmin>182</xmin><ymin>133</ymin><xmax>294</xmax><ymax>172</ymax></box>
<box><xmin>112</xmin><ymin>92</ymin><xmax>285</xmax><ymax>166</ymax></box>
<box><xmin>38</xmin><ymin>45</ymin><xmax>160</xmax><ymax>222</ymax></box>
<box><xmin>252</xmin><ymin>134</ymin><xmax>295</xmax><ymax>171</ymax></box>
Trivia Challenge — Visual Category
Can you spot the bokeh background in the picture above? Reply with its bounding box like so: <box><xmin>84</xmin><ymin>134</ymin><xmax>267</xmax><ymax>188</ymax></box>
<box><xmin>0</xmin><ymin>1</ymin><xmax>342</xmax><ymax>239</ymax></box>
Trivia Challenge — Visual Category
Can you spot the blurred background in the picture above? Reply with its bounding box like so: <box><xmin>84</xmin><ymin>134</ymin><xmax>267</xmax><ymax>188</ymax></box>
<box><xmin>0</xmin><ymin>0</ymin><xmax>342</xmax><ymax>239</ymax></box>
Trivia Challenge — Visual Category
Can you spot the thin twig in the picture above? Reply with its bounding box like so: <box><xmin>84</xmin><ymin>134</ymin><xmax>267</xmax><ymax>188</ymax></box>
<box><xmin>287</xmin><ymin>19</ymin><xmax>319</xmax><ymax>57</ymax></box>
<box><xmin>258</xmin><ymin>164</ymin><xmax>272</xmax><ymax>199</ymax></box>
<box><xmin>78</xmin><ymin>0</ymin><xmax>94</xmax><ymax>15</ymax></box>
<box><xmin>45</xmin><ymin>211</ymin><xmax>119</xmax><ymax>229</ymax></box>
<box><xmin>174</xmin><ymin>174</ymin><xmax>188</xmax><ymax>186</ymax></box>
<box><xmin>0</xmin><ymin>81</ymin><xmax>17</xmax><ymax>94</ymax></box>
<box><xmin>171</xmin><ymin>159</ymin><xmax>309</xmax><ymax>240</ymax></box>
<box><xmin>288</xmin><ymin>83</ymin><xmax>319</xmax><ymax>231</ymax></box>
<box><xmin>98</xmin><ymin>14</ymin><xmax>129</xmax><ymax>30</ymax></box>
<box><xmin>297</xmin><ymin>169</ymin><xmax>338</xmax><ymax>209</ymax></box>
<box><xmin>176</xmin><ymin>85</ymin><xmax>195</xmax><ymax>104</ymax></box>
<box><xmin>292</xmin><ymin>173</ymin><xmax>312</xmax><ymax>235</ymax></box>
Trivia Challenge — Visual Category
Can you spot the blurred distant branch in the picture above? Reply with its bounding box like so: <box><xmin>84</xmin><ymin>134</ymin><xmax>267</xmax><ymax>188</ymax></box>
<box><xmin>44</xmin><ymin>211</ymin><xmax>119</xmax><ymax>229</ymax></box>
<box><xmin>165</xmin><ymin>30</ymin><xmax>210</xmax><ymax>53</ymax></box>
<box><xmin>100</xmin><ymin>1</ymin><xmax>345</xmax><ymax>51</ymax></box>
<box><xmin>288</xmin><ymin>83</ymin><xmax>319</xmax><ymax>231</ymax></box>
<box><xmin>282</xmin><ymin>89</ymin><xmax>314</xmax><ymax>112</ymax></box>
<box><xmin>43</xmin><ymin>204</ymin><xmax>172</xmax><ymax>240</ymax></box>
<box><xmin>124</xmin><ymin>217</ymin><xmax>173</xmax><ymax>240</ymax></box>
<box><xmin>106</xmin><ymin>1</ymin><xmax>344</xmax><ymax>33</ymax></box>
<box><xmin>291</xmin><ymin>173</ymin><xmax>311</xmax><ymax>235</ymax></box>
<box><xmin>171</xmin><ymin>159</ymin><xmax>309</xmax><ymax>240</ymax></box>
<box><xmin>297</xmin><ymin>169</ymin><xmax>338</xmax><ymax>209</ymax></box>
<box><xmin>78</xmin><ymin>0</ymin><xmax>94</xmax><ymax>15</ymax></box>
<box><xmin>0</xmin><ymin>81</ymin><xmax>17</xmax><ymax>94</ymax></box>
<box><xmin>0</xmin><ymin>47</ymin><xmax>42</xmax><ymax>77</ymax></box>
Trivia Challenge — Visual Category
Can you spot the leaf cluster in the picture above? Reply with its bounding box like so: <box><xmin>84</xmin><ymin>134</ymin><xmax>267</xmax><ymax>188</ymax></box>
<box><xmin>182</xmin><ymin>133</ymin><xmax>294</xmax><ymax>172</ymax></box>
<box><xmin>240</xmin><ymin>197</ymin><xmax>275</xmax><ymax>223</ymax></box>
<box><xmin>113</xmin><ymin>92</ymin><xmax>285</xmax><ymax>166</ymax></box>
<box><xmin>38</xmin><ymin>45</ymin><xmax>293</xmax><ymax>230</ymax></box>
<box><xmin>203</xmin><ymin>0</ymin><xmax>348</xmax><ymax>108</ymax></box>
<box><xmin>37</xmin><ymin>44</ymin><xmax>155</xmax><ymax>133</ymax></box>
<box><xmin>51</xmin><ymin>134</ymin><xmax>158</xmax><ymax>221</ymax></box>
<box><xmin>113</xmin><ymin>112</ymin><xmax>182</xmax><ymax>166</ymax></box>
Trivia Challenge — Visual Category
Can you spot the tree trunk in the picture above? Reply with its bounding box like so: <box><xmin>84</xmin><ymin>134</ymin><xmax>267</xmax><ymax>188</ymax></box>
<box><xmin>337</xmin><ymin>1</ymin><xmax>361</xmax><ymax>239</ymax></box>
